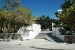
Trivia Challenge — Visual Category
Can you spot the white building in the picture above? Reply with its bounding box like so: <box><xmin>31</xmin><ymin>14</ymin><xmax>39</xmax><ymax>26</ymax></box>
<box><xmin>55</xmin><ymin>9</ymin><xmax>62</xmax><ymax>20</ymax></box>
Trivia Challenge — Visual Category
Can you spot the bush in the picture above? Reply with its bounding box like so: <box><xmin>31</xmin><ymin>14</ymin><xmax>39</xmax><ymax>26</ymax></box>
<box><xmin>58</xmin><ymin>27</ymin><xmax>66</xmax><ymax>35</ymax></box>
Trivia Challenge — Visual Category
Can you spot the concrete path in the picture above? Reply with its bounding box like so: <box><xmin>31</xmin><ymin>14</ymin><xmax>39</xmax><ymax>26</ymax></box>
<box><xmin>0</xmin><ymin>31</ymin><xmax>75</xmax><ymax>50</ymax></box>
<box><xmin>0</xmin><ymin>39</ymin><xmax>75</xmax><ymax>50</ymax></box>
<box><xmin>35</xmin><ymin>31</ymin><xmax>63</xmax><ymax>43</ymax></box>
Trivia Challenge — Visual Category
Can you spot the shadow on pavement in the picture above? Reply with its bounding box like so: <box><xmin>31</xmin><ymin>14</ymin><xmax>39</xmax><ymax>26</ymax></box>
<box><xmin>34</xmin><ymin>31</ymin><xmax>64</xmax><ymax>43</ymax></box>
<box><xmin>45</xmin><ymin>33</ymin><xmax>64</xmax><ymax>43</ymax></box>
<box><xmin>30</xmin><ymin>46</ymin><xmax>64</xmax><ymax>50</ymax></box>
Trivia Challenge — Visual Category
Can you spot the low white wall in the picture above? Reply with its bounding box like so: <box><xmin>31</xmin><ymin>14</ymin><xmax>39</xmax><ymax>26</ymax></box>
<box><xmin>52</xmin><ymin>28</ymin><xmax>56</xmax><ymax>36</ymax></box>
<box><xmin>59</xmin><ymin>35</ymin><xmax>64</xmax><ymax>41</ymax></box>
<box><xmin>52</xmin><ymin>27</ymin><xmax>65</xmax><ymax>41</ymax></box>
<box><xmin>17</xmin><ymin>24</ymin><xmax>41</xmax><ymax>40</ymax></box>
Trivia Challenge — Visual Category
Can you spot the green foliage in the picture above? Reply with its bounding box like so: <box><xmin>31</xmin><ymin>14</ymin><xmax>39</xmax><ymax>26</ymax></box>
<box><xmin>0</xmin><ymin>0</ymin><xmax>34</xmax><ymax>33</ymax></box>
<box><xmin>16</xmin><ymin>6</ymin><xmax>34</xmax><ymax>25</ymax></box>
<box><xmin>58</xmin><ymin>27</ymin><xmax>66</xmax><ymax>35</ymax></box>
<box><xmin>37</xmin><ymin>15</ymin><xmax>54</xmax><ymax>30</ymax></box>
<box><xmin>37</xmin><ymin>15</ymin><xmax>50</xmax><ymax>20</ymax></box>
<box><xmin>61</xmin><ymin>0</ymin><xmax>72</xmax><ymax>9</ymax></box>
<box><xmin>3</xmin><ymin>0</ymin><xmax>21</xmax><ymax>11</ymax></box>
<box><xmin>58</xmin><ymin>0</ymin><xmax>75</xmax><ymax>32</ymax></box>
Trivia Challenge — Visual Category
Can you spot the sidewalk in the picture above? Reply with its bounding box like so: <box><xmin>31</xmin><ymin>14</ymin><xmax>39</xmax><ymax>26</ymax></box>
<box><xmin>0</xmin><ymin>39</ymin><xmax>75</xmax><ymax>50</ymax></box>
<box><xmin>0</xmin><ymin>31</ymin><xmax>75</xmax><ymax>50</ymax></box>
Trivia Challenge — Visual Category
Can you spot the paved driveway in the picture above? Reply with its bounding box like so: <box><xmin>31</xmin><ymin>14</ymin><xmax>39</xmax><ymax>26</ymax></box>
<box><xmin>0</xmin><ymin>31</ymin><xmax>75</xmax><ymax>50</ymax></box>
<box><xmin>0</xmin><ymin>39</ymin><xmax>75</xmax><ymax>50</ymax></box>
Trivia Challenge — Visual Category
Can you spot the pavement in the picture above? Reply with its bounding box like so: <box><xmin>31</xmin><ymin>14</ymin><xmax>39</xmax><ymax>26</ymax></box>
<box><xmin>0</xmin><ymin>39</ymin><xmax>75</xmax><ymax>50</ymax></box>
<box><xmin>35</xmin><ymin>31</ymin><xmax>63</xmax><ymax>43</ymax></box>
<box><xmin>0</xmin><ymin>31</ymin><xmax>75</xmax><ymax>50</ymax></box>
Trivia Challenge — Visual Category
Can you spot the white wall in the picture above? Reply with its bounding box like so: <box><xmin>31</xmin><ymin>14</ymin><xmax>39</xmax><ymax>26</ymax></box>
<box><xmin>52</xmin><ymin>23</ymin><xmax>56</xmax><ymax>36</ymax></box>
<box><xmin>52</xmin><ymin>28</ymin><xmax>56</xmax><ymax>36</ymax></box>
<box><xmin>52</xmin><ymin>27</ymin><xmax>65</xmax><ymax>41</ymax></box>
<box><xmin>17</xmin><ymin>24</ymin><xmax>41</xmax><ymax>40</ymax></box>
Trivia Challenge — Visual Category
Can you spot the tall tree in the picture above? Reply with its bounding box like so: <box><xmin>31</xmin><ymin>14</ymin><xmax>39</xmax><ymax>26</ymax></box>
<box><xmin>3</xmin><ymin>0</ymin><xmax>21</xmax><ymax>11</ymax></box>
<box><xmin>37</xmin><ymin>15</ymin><xmax>52</xmax><ymax>30</ymax></box>
<box><xmin>61</xmin><ymin>0</ymin><xmax>72</xmax><ymax>10</ymax></box>
<box><xmin>58</xmin><ymin>0</ymin><xmax>75</xmax><ymax>32</ymax></box>
<box><xmin>0</xmin><ymin>0</ymin><xmax>34</xmax><ymax>33</ymax></box>
<box><xmin>16</xmin><ymin>6</ymin><xmax>34</xmax><ymax>25</ymax></box>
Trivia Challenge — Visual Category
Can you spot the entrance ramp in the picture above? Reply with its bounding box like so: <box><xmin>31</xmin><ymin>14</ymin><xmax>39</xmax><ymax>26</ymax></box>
<box><xmin>34</xmin><ymin>31</ymin><xmax>51</xmax><ymax>39</ymax></box>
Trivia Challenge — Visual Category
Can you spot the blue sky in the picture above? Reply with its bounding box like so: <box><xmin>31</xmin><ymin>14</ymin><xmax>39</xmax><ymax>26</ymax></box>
<box><xmin>0</xmin><ymin>0</ymin><xmax>65</xmax><ymax>19</ymax></box>
<box><xmin>22</xmin><ymin>0</ymin><xmax>65</xmax><ymax>19</ymax></box>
